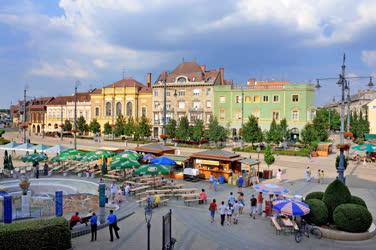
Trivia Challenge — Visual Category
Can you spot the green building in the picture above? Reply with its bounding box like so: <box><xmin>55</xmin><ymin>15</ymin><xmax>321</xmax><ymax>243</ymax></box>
<box><xmin>213</xmin><ymin>81</ymin><xmax>315</xmax><ymax>139</ymax></box>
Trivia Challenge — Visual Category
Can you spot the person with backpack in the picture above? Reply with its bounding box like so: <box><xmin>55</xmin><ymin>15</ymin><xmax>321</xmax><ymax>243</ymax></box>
<box><xmin>209</xmin><ymin>199</ymin><xmax>217</xmax><ymax>223</ymax></box>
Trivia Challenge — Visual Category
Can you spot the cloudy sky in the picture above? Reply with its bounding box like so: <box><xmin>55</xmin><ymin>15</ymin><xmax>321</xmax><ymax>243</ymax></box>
<box><xmin>0</xmin><ymin>0</ymin><xmax>376</xmax><ymax>108</ymax></box>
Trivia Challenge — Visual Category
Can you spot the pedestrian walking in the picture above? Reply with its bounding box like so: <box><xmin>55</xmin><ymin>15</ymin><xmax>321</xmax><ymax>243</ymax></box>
<box><xmin>257</xmin><ymin>192</ymin><xmax>263</xmax><ymax>215</ymax></box>
<box><xmin>107</xmin><ymin>210</ymin><xmax>120</xmax><ymax>241</ymax></box>
<box><xmin>321</xmin><ymin>170</ymin><xmax>325</xmax><ymax>184</ymax></box>
<box><xmin>213</xmin><ymin>178</ymin><xmax>218</xmax><ymax>192</ymax></box>
<box><xmin>250</xmin><ymin>195</ymin><xmax>257</xmax><ymax>219</ymax></box>
<box><xmin>110</xmin><ymin>182</ymin><xmax>118</xmax><ymax>202</ymax></box>
<box><xmin>276</xmin><ymin>169</ymin><xmax>282</xmax><ymax>182</ymax></box>
<box><xmin>228</xmin><ymin>192</ymin><xmax>236</xmax><ymax>205</ymax></box>
<box><xmin>237</xmin><ymin>192</ymin><xmax>245</xmax><ymax>214</ymax></box>
<box><xmin>90</xmin><ymin>212</ymin><xmax>97</xmax><ymax>241</ymax></box>
<box><xmin>226</xmin><ymin>202</ymin><xmax>233</xmax><ymax>225</ymax></box>
<box><xmin>305</xmin><ymin>167</ymin><xmax>311</xmax><ymax>182</ymax></box>
<box><xmin>317</xmin><ymin>169</ymin><xmax>321</xmax><ymax>184</ymax></box>
<box><xmin>233</xmin><ymin>200</ymin><xmax>243</xmax><ymax>224</ymax></box>
<box><xmin>237</xmin><ymin>175</ymin><xmax>244</xmax><ymax>193</ymax></box>
<box><xmin>209</xmin><ymin>199</ymin><xmax>217</xmax><ymax>223</ymax></box>
<box><xmin>219</xmin><ymin>201</ymin><xmax>226</xmax><ymax>226</ymax></box>
<box><xmin>209</xmin><ymin>174</ymin><xmax>214</xmax><ymax>189</ymax></box>
<box><xmin>43</xmin><ymin>163</ymin><xmax>49</xmax><ymax>176</ymax></box>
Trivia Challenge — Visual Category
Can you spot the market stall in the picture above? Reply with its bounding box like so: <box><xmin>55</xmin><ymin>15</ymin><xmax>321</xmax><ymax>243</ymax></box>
<box><xmin>134</xmin><ymin>143</ymin><xmax>175</xmax><ymax>156</ymax></box>
<box><xmin>238</xmin><ymin>158</ymin><xmax>260</xmax><ymax>186</ymax></box>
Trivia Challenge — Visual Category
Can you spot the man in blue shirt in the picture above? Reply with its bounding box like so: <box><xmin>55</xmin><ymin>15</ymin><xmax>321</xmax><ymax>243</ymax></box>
<box><xmin>107</xmin><ymin>210</ymin><xmax>120</xmax><ymax>241</ymax></box>
<box><xmin>90</xmin><ymin>212</ymin><xmax>97</xmax><ymax>241</ymax></box>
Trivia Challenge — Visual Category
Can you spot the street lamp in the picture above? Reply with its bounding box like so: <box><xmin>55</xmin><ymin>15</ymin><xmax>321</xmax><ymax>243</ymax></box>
<box><xmin>73</xmin><ymin>80</ymin><xmax>80</xmax><ymax>150</ymax></box>
<box><xmin>256</xmin><ymin>145</ymin><xmax>261</xmax><ymax>180</ymax></box>
<box><xmin>144</xmin><ymin>206</ymin><xmax>153</xmax><ymax>250</ymax></box>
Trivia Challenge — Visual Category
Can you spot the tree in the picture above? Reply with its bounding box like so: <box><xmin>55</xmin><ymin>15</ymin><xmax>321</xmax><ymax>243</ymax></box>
<box><xmin>191</xmin><ymin>119</ymin><xmax>205</xmax><ymax>142</ymax></box>
<box><xmin>124</xmin><ymin>116</ymin><xmax>135</xmax><ymax>137</ymax></box>
<box><xmin>313</xmin><ymin>113</ymin><xmax>329</xmax><ymax>142</ymax></box>
<box><xmin>3</xmin><ymin>150</ymin><xmax>9</xmax><ymax>170</ymax></box>
<box><xmin>166</xmin><ymin>119</ymin><xmax>177</xmax><ymax>139</ymax></box>
<box><xmin>137</xmin><ymin>116</ymin><xmax>152</xmax><ymax>139</ymax></box>
<box><xmin>279</xmin><ymin>118</ymin><xmax>289</xmax><ymax>141</ymax></box>
<box><xmin>176</xmin><ymin>116</ymin><xmax>190</xmax><ymax>141</ymax></box>
<box><xmin>266</xmin><ymin>119</ymin><xmax>283</xmax><ymax>144</ymax></box>
<box><xmin>63</xmin><ymin>120</ymin><xmax>72</xmax><ymax>132</ymax></box>
<box><xmin>113</xmin><ymin>115</ymin><xmax>126</xmax><ymax>137</ymax></box>
<box><xmin>77</xmin><ymin>116</ymin><xmax>88</xmax><ymax>134</ymax></box>
<box><xmin>207</xmin><ymin>116</ymin><xmax>227</xmax><ymax>144</ymax></box>
<box><xmin>89</xmin><ymin>119</ymin><xmax>101</xmax><ymax>134</ymax></box>
<box><xmin>103</xmin><ymin>122</ymin><xmax>112</xmax><ymax>135</ymax></box>
<box><xmin>0</xmin><ymin>129</ymin><xmax>5</xmax><ymax>137</ymax></box>
<box><xmin>264</xmin><ymin>145</ymin><xmax>275</xmax><ymax>169</ymax></box>
<box><xmin>242</xmin><ymin>116</ymin><xmax>263</xmax><ymax>146</ymax></box>
<box><xmin>315</xmin><ymin>108</ymin><xmax>340</xmax><ymax>131</ymax></box>
<box><xmin>351</xmin><ymin>110</ymin><xmax>369</xmax><ymax>139</ymax></box>
<box><xmin>301</xmin><ymin>123</ymin><xmax>318</xmax><ymax>145</ymax></box>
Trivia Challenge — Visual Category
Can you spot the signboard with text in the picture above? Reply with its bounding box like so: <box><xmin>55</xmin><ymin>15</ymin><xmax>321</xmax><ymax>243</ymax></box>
<box><xmin>195</xmin><ymin>159</ymin><xmax>220</xmax><ymax>166</ymax></box>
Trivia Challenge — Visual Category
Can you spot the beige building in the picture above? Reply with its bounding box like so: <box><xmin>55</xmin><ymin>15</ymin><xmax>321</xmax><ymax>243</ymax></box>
<box><xmin>152</xmin><ymin>61</ymin><xmax>228</xmax><ymax>137</ymax></box>
<box><xmin>90</xmin><ymin>78</ymin><xmax>152</xmax><ymax>129</ymax></box>
<box><xmin>45</xmin><ymin>93</ymin><xmax>91</xmax><ymax>133</ymax></box>
<box><xmin>367</xmin><ymin>98</ymin><xmax>376</xmax><ymax>134</ymax></box>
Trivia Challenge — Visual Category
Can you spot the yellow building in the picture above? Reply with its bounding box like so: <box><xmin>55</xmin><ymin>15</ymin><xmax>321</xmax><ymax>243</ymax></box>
<box><xmin>367</xmin><ymin>98</ymin><xmax>376</xmax><ymax>134</ymax></box>
<box><xmin>90</xmin><ymin>77</ymin><xmax>152</xmax><ymax>128</ymax></box>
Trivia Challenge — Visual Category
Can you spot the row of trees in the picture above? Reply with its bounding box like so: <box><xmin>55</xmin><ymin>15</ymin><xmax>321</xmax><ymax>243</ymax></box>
<box><xmin>104</xmin><ymin>115</ymin><xmax>152</xmax><ymax>140</ymax></box>
<box><xmin>165</xmin><ymin>116</ymin><xmax>228</xmax><ymax>144</ymax></box>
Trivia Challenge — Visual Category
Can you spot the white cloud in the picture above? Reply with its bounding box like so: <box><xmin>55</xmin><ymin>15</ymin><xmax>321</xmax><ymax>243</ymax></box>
<box><xmin>362</xmin><ymin>50</ymin><xmax>376</xmax><ymax>68</ymax></box>
<box><xmin>30</xmin><ymin>59</ymin><xmax>91</xmax><ymax>78</ymax></box>
<box><xmin>93</xmin><ymin>59</ymin><xmax>108</xmax><ymax>69</ymax></box>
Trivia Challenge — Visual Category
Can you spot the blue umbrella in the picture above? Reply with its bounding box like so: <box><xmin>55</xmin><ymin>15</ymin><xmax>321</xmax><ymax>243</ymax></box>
<box><xmin>272</xmin><ymin>199</ymin><xmax>310</xmax><ymax>216</ymax></box>
<box><xmin>143</xmin><ymin>154</ymin><xmax>155</xmax><ymax>161</ymax></box>
<box><xmin>0</xmin><ymin>141</ymin><xmax>20</xmax><ymax>150</ymax></box>
<box><xmin>253</xmin><ymin>183</ymin><xmax>289</xmax><ymax>195</ymax></box>
<box><xmin>151</xmin><ymin>156</ymin><xmax>176</xmax><ymax>165</ymax></box>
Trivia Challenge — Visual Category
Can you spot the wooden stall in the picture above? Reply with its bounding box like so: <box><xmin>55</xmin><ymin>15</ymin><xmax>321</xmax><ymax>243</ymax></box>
<box><xmin>189</xmin><ymin>150</ymin><xmax>244</xmax><ymax>181</ymax></box>
<box><xmin>316</xmin><ymin>143</ymin><xmax>333</xmax><ymax>157</ymax></box>
<box><xmin>134</xmin><ymin>143</ymin><xmax>175</xmax><ymax>156</ymax></box>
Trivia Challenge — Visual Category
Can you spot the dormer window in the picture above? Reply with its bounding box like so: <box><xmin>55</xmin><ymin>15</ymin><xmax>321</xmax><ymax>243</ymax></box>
<box><xmin>177</xmin><ymin>77</ymin><xmax>187</xmax><ymax>83</ymax></box>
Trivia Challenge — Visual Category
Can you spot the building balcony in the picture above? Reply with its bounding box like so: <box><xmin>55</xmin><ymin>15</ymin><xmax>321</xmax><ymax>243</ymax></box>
<box><xmin>189</xmin><ymin>108</ymin><xmax>204</xmax><ymax>112</ymax></box>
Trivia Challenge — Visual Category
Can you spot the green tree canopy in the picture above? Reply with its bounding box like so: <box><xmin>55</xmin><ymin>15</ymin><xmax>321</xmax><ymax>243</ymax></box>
<box><xmin>63</xmin><ymin>120</ymin><xmax>72</xmax><ymax>132</ymax></box>
<box><xmin>301</xmin><ymin>123</ymin><xmax>319</xmax><ymax>145</ymax></box>
<box><xmin>351</xmin><ymin>110</ymin><xmax>369</xmax><ymax>139</ymax></box>
<box><xmin>191</xmin><ymin>119</ymin><xmax>205</xmax><ymax>142</ymax></box>
<box><xmin>242</xmin><ymin>115</ymin><xmax>263</xmax><ymax>145</ymax></box>
<box><xmin>264</xmin><ymin>145</ymin><xmax>275</xmax><ymax>168</ymax></box>
<box><xmin>113</xmin><ymin>115</ymin><xmax>126</xmax><ymax>137</ymax></box>
<box><xmin>89</xmin><ymin>119</ymin><xmax>101</xmax><ymax>134</ymax></box>
<box><xmin>207</xmin><ymin>116</ymin><xmax>227</xmax><ymax>144</ymax></box>
<box><xmin>137</xmin><ymin>115</ymin><xmax>152</xmax><ymax>139</ymax></box>
<box><xmin>176</xmin><ymin>116</ymin><xmax>190</xmax><ymax>141</ymax></box>
<box><xmin>315</xmin><ymin>108</ymin><xmax>341</xmax><ymax>131</ymax></box>
<box><xmin>166</xmin><ymin>119</ymin><xmax>177</xmax><ymax>139</ymax></box>
<box><xmin>124</xmin><ymin>116</ymin><xmax>135</xmax><ymax>137</ymax></box>
<box><xmin>313</xmin><ymin>112</ymin><xmax>329</xmax><ymax>142</ymax></box>
<box><xmin>266</xmin><ymin>119</ymin><xmax>283</xmax><ymax>144</ymax></box>
<box><xmin>103</xmin><ymin>122</ymin><xmax>112</xmax><ymax>135</ymax></box>
<box><xmin>77</xmin><ymin>116</ymin><xmax>88</xmax><ymax>134</ymax></box>
<box><xmin>279</xmin><ymin>118</ymin><xmax>289</xmax><ymax>140</ymax></box>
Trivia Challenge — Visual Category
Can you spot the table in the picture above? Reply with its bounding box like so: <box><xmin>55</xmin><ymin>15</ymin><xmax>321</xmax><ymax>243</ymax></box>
<box><xmin>281</xmin><ymin>218</ymin><xmax>293</xmax><ymax>227</ymax></box>
<box><xmin>130</xmin><ymin>185</ymin><xmax>151</xmax><ymax>195</ymax></box>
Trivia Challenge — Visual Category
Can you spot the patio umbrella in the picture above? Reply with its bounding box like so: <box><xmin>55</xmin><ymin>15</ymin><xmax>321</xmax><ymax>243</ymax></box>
<box><xmin>151</xmin><ymin>156</ymin><xmax>176</xmax><ymax>165</ymax></box>
<box><xmin>272</xmin><ymin>199</ymin><xmax>310</xmax><ymax>216</ymax></box>
<box><xmin>352</xmin><ymin>144</ymin><xmax>376</xmax><ymax>153</ymax></box>
<box><xmin>0</xmin><ymin>141</ymin><xmax>20</xmax><ymax>150</ymax></box>
<box><xmin>45</xmin><ymin>145</ymin><xmax>70</xmax><ymax>154</ymax></box>
<box><xmin>142</xmin><ymin>154</ymin><xmax>155</xmax><ymax>161</ymax></box>
<box><xmin>14</xmin><ymin>143</ymin><xmax>35</xmax><ymax>152</ymax></box>
<box><xmin>253</xmin><ymin>183</ymin><xmax>289</xmax><ymax>195</ymax></box>
<box><xmin>21</xmin><ymin>153</ymin><xmax>48</xmax><ymax>162</ymax></box>
<box><xmin>82</xmin><ymin>150</ymin><xmax>115</xmax><ymax>162</ymax></box>
<box><xmin>112</xmin><ymin>151</ymin><xmax>141</xmax><ymax>161</ymax></box>
<box><xmin>31</xmin><ymin>144</ymin><xmax>51</xmax><ymax>153</ymax></box>
<box><xmin>110</xmin><ymin>159</ymin><xmax>141</xmax><ymax>170</ymax></box>
<box><xmin>134</xmin><ymin>164</ymin><xmax>171</xmax><ymax>175</ymax></box>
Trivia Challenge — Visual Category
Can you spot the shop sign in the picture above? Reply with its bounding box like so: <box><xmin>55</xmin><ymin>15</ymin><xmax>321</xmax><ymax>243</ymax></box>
<box><xmin>196</xmin><ymin>159</ymin><xmax>220</xmax><ymax>166</ymax></box>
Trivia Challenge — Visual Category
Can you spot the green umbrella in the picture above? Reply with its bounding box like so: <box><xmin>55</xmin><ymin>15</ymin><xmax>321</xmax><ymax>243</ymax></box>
<box><xmin>352</xmin><ymin>144</ymin><xmax>376</xmax><ymax>153</ymax></box>
<box><xmin>82</xmin><ymin>150</ymin><xmax>115</xmax><ymax>162</ymax></box>
<box><xmin>112</xmin><ymin>151</ymin><xmax>141</xmax><ymax>161</ymax></box>
<box><xmin>134</xmin><ymin>164</ymin><xmax>170</xmax><ymax>176</ymax></box>
<box><xmin>110</xmin><ymin>159</ymin><xmax>141</xmax><ymax>170</ymax></box>
<box><xmin>21</xmin><ymin>153</ymin><xmax>48</xmax><ymax>162</ymax></box>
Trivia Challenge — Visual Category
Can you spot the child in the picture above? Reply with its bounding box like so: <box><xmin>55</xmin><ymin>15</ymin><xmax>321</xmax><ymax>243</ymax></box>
<box><xmin>226</xmin><ymin>202</ymin><xmax>233</xmax><ymax>225</ymax></box>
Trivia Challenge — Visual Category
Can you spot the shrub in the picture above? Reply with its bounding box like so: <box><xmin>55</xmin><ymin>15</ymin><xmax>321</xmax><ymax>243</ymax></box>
<box><xmin>322</xmin><ymin>179</ymin><xmax>351</xmax><ymax>221</ymax></box>
<box><xmin>0</xmin><ymin>217</ymin><xmax>71</xmax><ymax>249</ymax></box>
<box><xmin>305</xmin><ymin>191</ymin><xmax>324</xmax><ymax>201</ymax></box>
<box><xmin>350</xmin><ymin>195</ymin><xmax>367</xmax><ymax>208</ymax></box>
<box><xmin>305</xmin><ymin>199</ymin><xmax>329</xmax><ymax>226</ymax></box>
<box><xmin>333</xmin><ymin>204</ymin><xmax>373</xmax><ymax>233</ymax></box>
<box><xmin>0</xmin><ymin>137</ymin><xmax>10</xmax><ymax>145</ymax></box>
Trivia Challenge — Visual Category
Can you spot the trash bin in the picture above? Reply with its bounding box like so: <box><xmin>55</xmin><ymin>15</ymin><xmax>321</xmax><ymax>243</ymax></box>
<box><xmin>219</xmin><ymin>175</ymin><xmax>225</xmax><ymax>184</ymax></box>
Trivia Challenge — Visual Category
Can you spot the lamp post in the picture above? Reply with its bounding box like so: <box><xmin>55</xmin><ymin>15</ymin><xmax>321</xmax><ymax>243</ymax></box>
<box><xmin>73</xmin><ymin>81</ymin><xmax>80</xmax><ymax>150</ymax></box>
<box><xmin>162</xmin><ymin>74</ymin><xmax>167</xmax><ymax>145</ymax></box>
<box><xmin>256</xmin><ymin>145</ymin><xmax>261</xmax><ymax>177</ymax></box>
<box><xmin>315</xmin><ymin>54</ymin><xmax>373</xmax><ymax>183</ymax></box>
<box><xmin>22</xmin><ymin>87</ymin><xmax>27</xmax><ymax>143</ymax></box>
<box><xmin>240</xmin><ymin>87</ymin><xmax>244</xmax><ymax>149</ymax></box>
<box><xmin>144</xmin><ymin>206</ymin><xmax>153</xmax><ymax>250</ymax></box>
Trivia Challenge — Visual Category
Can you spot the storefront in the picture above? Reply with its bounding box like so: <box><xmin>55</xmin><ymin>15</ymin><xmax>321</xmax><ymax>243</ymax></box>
<box><xmin>190</xmin><ymin>150</ymin><xmax>244</xmax><ymax>181</ymax></box>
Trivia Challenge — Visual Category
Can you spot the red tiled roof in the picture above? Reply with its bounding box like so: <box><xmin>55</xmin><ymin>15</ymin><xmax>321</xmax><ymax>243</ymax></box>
<box><xmin>47</xmin><ymin>92</ymin><xmax>90</xmax><ymax>106</ymax></box>
<box><xmin>139</xmin><ymin>87</ymin><xmax>152</xmax><ymax>93</ymax></box>
<box><xmin>104</xmin><ymin>78</ymin><xmax>146</xmax><ymax>89</ymax></box>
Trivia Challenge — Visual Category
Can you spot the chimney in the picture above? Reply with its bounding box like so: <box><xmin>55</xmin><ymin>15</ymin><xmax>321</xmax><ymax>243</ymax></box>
<box><xmin>146</xmin><ymin>72</ymin><xmax>152</xmax><ymax>88</ymax></box>
<box><xmin>247</xmin><ymin>79</ymin><xmax>256</xmax><ymax>86</ymax></box>
<box><xmin>200</xmin><ymin>65</ymin><xmax>206</xmax><ymax>72</ymax></box>
<box><xmin>220</xmin><ymin>67</ymin><xmax>224</xmax><ymax>85</ymax></box>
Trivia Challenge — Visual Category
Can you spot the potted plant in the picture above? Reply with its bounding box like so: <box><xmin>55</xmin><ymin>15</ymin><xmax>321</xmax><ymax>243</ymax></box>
<box><xmin>19</xmin><ymin>176</ymin><xmax>30</xmax><ymax>195</ymax></box>
<box><xmin>263</xmin><ymin>145</ymin><xmax>275</xmax><ymax>179</ymax></box>
<box><xmin>336</xmin><ymin>144</ymin><xmax>350</xmax><ymax>151</ymax></box>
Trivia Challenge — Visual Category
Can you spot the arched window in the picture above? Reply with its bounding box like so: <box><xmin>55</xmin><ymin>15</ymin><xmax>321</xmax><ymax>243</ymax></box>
<box><xmin>105</xmin><ymin>102</ymin><xmax>112</xmax><ymax>116</ymax></box>
<box><xmin>126</xmin><ymin>102</ymin><xmax>132</xmax><ymax>117</ymax></box>
<box><xmin>116</xmin><ymin>102</ymin><xmax>122</xmax><ymax>116</ymax></box>
<box><xmin>95</xmin><ymin>107</ymin><xmax>100</xmax><ymax>117</ymax></box>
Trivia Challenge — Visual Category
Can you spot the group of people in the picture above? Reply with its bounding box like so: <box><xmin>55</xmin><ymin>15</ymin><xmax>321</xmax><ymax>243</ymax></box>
<box><xmin>104</xmin><ymin>181</ymin><xmax>132</xmax><ymax>204</ymax></box>
<box><xmin>304</xmin><ymin>167</ymin><xmax>324</xmax><ymax>183</ymax></box>
<box><xmin>32</xmin><ymin>161</ymin><xmax>49</xmax><ymax>178</ymax></box>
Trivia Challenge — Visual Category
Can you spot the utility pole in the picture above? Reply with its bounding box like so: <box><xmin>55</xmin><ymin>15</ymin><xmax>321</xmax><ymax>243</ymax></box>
<box><xmin>346</xmin><ymin>81</ymin><xmax>351</xmax><ymax>132</ymax></box>
<box><xmin>23</xmin><ymin>87</ymin><xmax>27</xmax><ymax>143</ymax></box>
<box><xmin>316</xmin><ymin>54</ymin><xmax>373</xmax><ymax>184</ymax></box>
<box><xmin>60</xmin><ymin>105</ymin><xmax>63</xmax><ymax>141</ymax></box>
<box><xmin>240</xmin><ymin>86</ymin><xmax>244</xmax><ymax>149</ymax></box>
<box><xmin>73</xmin><ymin>81</ymin><xmax>80</xmax><ymax>150</ymax></box>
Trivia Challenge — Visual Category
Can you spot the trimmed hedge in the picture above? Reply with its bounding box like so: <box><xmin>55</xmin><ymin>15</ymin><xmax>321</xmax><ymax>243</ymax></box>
<box><xmin>333</xmin><ymin>204</ymin><xmax>373</xmax><ymax>233</ymax></box>
<box><xmin>305</xmin><ymin>199</ymin><xmax>328</xmax><ymax>226</ymax></box>
<box><xmin>233</xmin><ymin>146</ymin><xmax>310</xmax><ymax>157</ymax></box>
<box><xmin>305</xmin><ymin>191</ymin><xmax>324</xmax><ymax>201</ymax></box>
<box><xmin>322</xmin><ymin>179</ymin><xmax>351</xmax><ymax>222</ymax></box>
<box><xmin>0</xmin><ymin>217</ymin><xmax>71</xmax><ymax>250</ymax></box>
<box><xmin>350</xmin><ymin>195</ymin><xmax>367</xmax><ymax>208</ymax></box>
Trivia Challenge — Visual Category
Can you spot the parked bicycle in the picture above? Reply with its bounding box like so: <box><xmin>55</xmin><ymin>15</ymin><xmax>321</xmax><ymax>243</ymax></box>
<box><xmin>295</xmin><ymin>220</ymin><xmax>322</xmax><ymax>243</ymax></box>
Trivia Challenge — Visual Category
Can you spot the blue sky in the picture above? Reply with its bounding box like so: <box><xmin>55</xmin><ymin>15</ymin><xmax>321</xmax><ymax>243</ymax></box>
<box><xmin>0</xmin><ymin>0</ymin><xmax>375</xmax><ymax>108</ymax></box>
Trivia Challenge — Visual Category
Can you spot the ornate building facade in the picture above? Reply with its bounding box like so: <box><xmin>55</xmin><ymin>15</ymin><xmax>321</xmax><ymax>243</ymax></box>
<box><xmin>152</xmin><ymin>61</ymin><xmax>227</xmax><ymax>137</ymax></box>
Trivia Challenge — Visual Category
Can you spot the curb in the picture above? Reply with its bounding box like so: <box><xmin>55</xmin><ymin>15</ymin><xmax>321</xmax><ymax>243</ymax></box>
<box><xmin>320</xmin><ymin>223</ymin><xmax>376</xmax><ymax>241</ymax></box>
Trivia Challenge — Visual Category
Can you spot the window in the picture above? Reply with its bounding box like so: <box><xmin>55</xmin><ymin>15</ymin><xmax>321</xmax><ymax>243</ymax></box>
<box><xmin>192</xmin><ymin>101</ymin><xmax>200</xmax><ymax>109</ymax></box>
<box><xmin>253</xmin><ymin>96</ymin><xmax>260</xmax><ymax>103</ymax></box>
<box><xmin>245</xmin><ymin>96</ymin><xmax>252</xmax><ymax>103</ymax></box>
<box><xmin>177</xmin><ymin>77</ymin><xmax>186</xmax><ymax>83</ymax></box>
<box><xmin>219</xmin><ymin>108</ymin><xmax>225</xmax><ymax>120</ymax></box>
<box><xmin>263</xmin><ymin>96</ymin><xmax>269</xmax><ymax>103</ymax></box>
<box><xmin>154</xmin><ymin>102</ymin><xmax>160</xmax><ymax>109</ymax></box>
<box><xmin>235</xmin><ymin>110</ymin><xmax>242</xmax><ymax>120</ymax></box>
<box><xmin>292</xmin><ymin>110</ymin><xmax>299</xmax><ymax>120</ymax></box>
<box><xmin>116</xmin><ymin>102</ymin><xmax>122</xmax><ymax>116</ymax></box>
<box><xmin>105</xmin><ymin>102</ymin><xmax>112</xmax><ymax>116</ymax></box>
<box><xmin>292</xmin><ymin>95</ymin><xmax>299</xmax><ymax>102</ymax></box>
<box><xmin>273</xmin><ymin>95</ymin><xmax>280</xmax><ymax>103</ymax></box>
<box><xmin>206</xmin><ymin>114</ymin><xmax>211</xmax><ymax>123</ymax></box>
<box><xmin>206</xmin><ymin>100</ymin><xmax>212</xmax><ymax>108</ymax></box>
<box><xmin>253</xmin><ymin>109</ymin><xmax>260</xmax><ymax>118</ymax></box>
<box><xmin>178</xmin><ymin>101</ymin><xmax>185</xmax><ymax>109</ymax></box>
<box><xmin>219</xmin><ymin>96</ymin><xmax>226</xmax><ymax>103</ymax></box>
<box><xmin>166</xmin><ymin>91</ymin><xmax>170</xmax><ymax>96</ymax></box>
<box><xmin>272</xmin><ymin>111</ymin><xmax>280</xmax><ymax>120</ymax></box>
<box><xmin>178</xmin><ymin>90</ymin><xmax>185</xmax><ymax>96</ymax></box>
<box><xmin>154</xmin><ymin>90</ymin><xmax>158</xmax><ymax>97</ymax></box>
<box><xmin>126</xmin><ymin>102</ymin><xmax>132</xmax><ymax>117</ymax></box>
<box><xmin>193</xmin><ymin>89</ymin><xmax>200</xmax><ymax>96</ymax></box>
<box><xmin>236</xmin><ymin>96</ymin><xmax>242</xmax><ymax>103</ymax></box>
<box><xmin>166</xmin><ymin>102</ymin><xmax>172</xmax><ymax>110</ymax></box>
<box><xmin>95</xmin><ymin>107</ymin><xmax>100</xmax><ymax>117</ymax></box>
<box><xmin>142</xmin><ymin>107</ymin><xmax>146</xmax><ymax>117</ymax></box>
<box><xmin>206</xmin><ymin>88</ymin><xmax>211</xmax><ymax>96</ymax></box>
